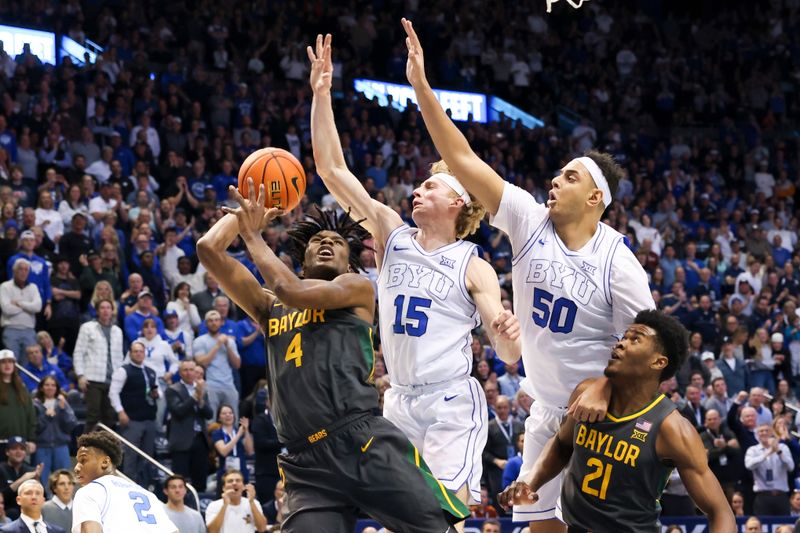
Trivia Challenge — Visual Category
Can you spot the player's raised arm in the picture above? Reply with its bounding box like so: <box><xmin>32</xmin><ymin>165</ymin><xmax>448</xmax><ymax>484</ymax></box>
<box><xmin>196</xmin><ymin>212</ymin><xmax>274</xmax><ymax>323</ymax></box>
<box><xmin>467</xmin><ymin>257</ymin><xmax>521</xmax><ymax>364</ymax></box>
<box><xmin>224</xmin><ymin>180</ymin><xmax>375</xmax><ymax>315</ymax></box>
<box><xmin>308</xmin><ymin>34</ymin><xmax>402</xmax><ymax>245</ymax></box>
<box><xmin>402</xmin><ymin>18</ymin><xmax>505</xmax><ymax>215</ymax></box>
<box><xmin>657</xmin><ymin>412</ymin><xmax>736</xmax><ymax>533</ymax></box>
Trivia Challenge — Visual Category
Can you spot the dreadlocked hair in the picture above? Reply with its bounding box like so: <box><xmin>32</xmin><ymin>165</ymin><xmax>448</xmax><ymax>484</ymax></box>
<box><xmin>77</xmin><ymin>431</ymin><xmax>123</xmax><ymax>468</ymax></box>
<box><xmin>430</xmin><ymin>160</ymin><xmax>486</xmax><ymax>238</ymax></box>
<box><xmin>287</xmin><ymin>206</ymin><xmax>371</xmax><ymax>272</ymax></box>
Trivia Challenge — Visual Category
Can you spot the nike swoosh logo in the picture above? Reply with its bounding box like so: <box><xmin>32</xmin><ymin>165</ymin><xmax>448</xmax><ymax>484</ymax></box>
<box><xmin>444</xmin><ymin>395</ymin><xmax>459</xmax><ymax>402</ymax></box>
<box><xmin>361</xmin><ymin>436</ymin><xmax>375</xmax><ymax>453</ymax></box>
<box><xmin>539</xmin><ymin>239</ymin><xmax>546</xmax><ymax>245</ymax></box>
<box><xmin>393</xmin><ymin>245</ymin><xmax>408</xmax><ymax>251</ymax></box>
<box><xmin>291</xmin><ymin>176</ymin><xmax>301</xmax><ymax>194</ymax></box>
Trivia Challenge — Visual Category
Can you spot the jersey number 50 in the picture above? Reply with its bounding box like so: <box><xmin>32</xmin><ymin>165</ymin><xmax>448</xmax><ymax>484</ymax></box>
<box><xmin>531</xmin><ymin>288</ymin><xmax>577</xmax><ymax>333</ymax></box>
<box><xmin>392</xmin><ymin>295</ymin><xmax>432</xmax><ymax>337</ymax></box>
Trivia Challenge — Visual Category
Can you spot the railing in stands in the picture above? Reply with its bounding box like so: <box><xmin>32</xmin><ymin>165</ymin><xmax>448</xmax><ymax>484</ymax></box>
<box><xmin>15</xmin><ymin>367</ymin><xmax>201</xmax><ymax>509</ymax></box>
<box><xmin>96</xmin><ymin>423</ymin><xmax>201</xmax><ymax>510</ymax></box>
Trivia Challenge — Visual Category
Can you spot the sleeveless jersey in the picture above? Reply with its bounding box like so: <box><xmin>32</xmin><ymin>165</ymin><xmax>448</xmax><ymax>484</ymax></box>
<box><xmin>263</xmin><ymin>303</ymin><xmax>378</xmax><ymax>443</ymax></box>
<box><xmin>378</xmin><ymin>225</ymin><xmax>480</xmax><ymax>386</ymax></box>
<box><xmin>491</xmin><ymin>183</ymin><xmax>654</xmax><ymax>407</ymax></box>
<box><xmin>560</xmin><ymin>395</ymin><xmax>676</xmax><ymax>533</ymax></box>
<box><xmin>71</xmin><ymin>474</ymin><xmax>177</xmax><ymax>533</ymax></box>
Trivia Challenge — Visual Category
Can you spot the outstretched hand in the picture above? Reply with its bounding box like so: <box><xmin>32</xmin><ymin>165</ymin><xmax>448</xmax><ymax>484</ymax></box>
<box><xmin>222</xmin><ymin>178</ymin><xmax>284</xmax><ymax>239</ymax></box>
<box><xmin>307</xmin><ymin>33</ymin><xmax>333</xmax><ymax>94</ymax></box>
<box><xmin>497</xmin><ymin>480</ymin><xmax>538</xmax><ymax>511</ymax></box>
<box><xmin>401</xmin><ymin>18</ymin><xmax>427</xmax><ymax>88</ymax></box>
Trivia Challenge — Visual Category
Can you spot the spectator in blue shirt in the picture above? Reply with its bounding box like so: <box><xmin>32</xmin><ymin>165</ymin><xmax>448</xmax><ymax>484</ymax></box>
<box><xmin>123</xmin><ymin>290</ymin><xmax>166</xmax><ymax>344</ymax></box>
<box><xmin>6</xmin><ymin>230</ymin><xmax>51</xmax><ymax>319</ymax></box>
<box><xmin>21</xmin><ymin>344</ymin><xmax>70</xmax><ymax>392</ymax></box>
<box><xmin>236</xmin><ymin>317</ymin><xmax>265</xmax><ymax>398</ymax></box>
<box><xmin>212</xmin><ymin>160</ymin><xmax>237</xmax><ymax>202</ymax></box>
<box><xmin>36</xmin><ymin>331</ymin><xmax>73</xmax><ymax>380</ymax></box>
<box><xmin>501</xmin><ymin>432</ymin><xmax>525</xmax><ymax>491</ymax></box>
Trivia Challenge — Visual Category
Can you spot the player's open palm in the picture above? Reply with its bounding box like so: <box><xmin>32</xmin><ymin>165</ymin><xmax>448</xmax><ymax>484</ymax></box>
<box><xmin>402</xmin><ymin>18</ymin><xmax>427</xmax><ymax>87</ymax></box>
<box><xmin>224</xmin><ymin>178</ymin><xmax>284</xmax><ymax>237</ymax></box>
<box><xmin>307</xmin><ymin>33</ymin><xmax>333</xmax><ymax>94</ymax></box>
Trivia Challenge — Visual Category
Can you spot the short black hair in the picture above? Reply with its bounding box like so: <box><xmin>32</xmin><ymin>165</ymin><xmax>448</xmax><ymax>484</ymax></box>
<box><xmin>585</xmin><ymin>150</ymin><xmax>625</xmax><ymax>200</ymax></box>
<box><xmin>287</xmin><ymin>206</ymin><xmax>370</xmax><ymax>272</ymax></box>
<box><xmin>633</xmin><ymin>309</ymin><xmax>689</xmax><ymax>381</ymax></box>
<box><xmin>164</xmin><ymin>474</ymin><xmax>186</xmax><ymax>488</ymax></box>
<box><xmin>77</xmin><ymin>431</ymin><xmax>123</xmax><ymax>468</ymax></box>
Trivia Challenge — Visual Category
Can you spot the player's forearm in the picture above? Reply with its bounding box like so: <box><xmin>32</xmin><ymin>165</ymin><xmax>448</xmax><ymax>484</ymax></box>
<box><xmin>527</xmin><ymin>436</ymin><xmax>572</xmax><ymax>491</ymax></box>
<box><xmin>81</xmin><ymin>522</ymin><xmax>103</xmax><ymax>533</ymax></box>
<box><xmin>241</xmin><ymin>232</ymin><xmax>303</xmax><ymax>299</ymax></box>
<box><xmin>311</xmin><ymin>91</ymin><xmax>348</xmax><ymax>175</ymax></box>
<box><xmin>491</xmin><ymin>335</ymin><xmax>521</xmax><ymax>365</ymax></box>
<box><xmin>196</xmin><ymin>215</ymin><xmax>240</xmax><ymax>272</ymax></box>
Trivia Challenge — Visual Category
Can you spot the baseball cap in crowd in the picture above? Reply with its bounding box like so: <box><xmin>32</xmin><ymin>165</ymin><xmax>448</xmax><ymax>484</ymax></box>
<box><xmin>138</xmin><ymin>290</ymin><xmax>153</xmax><ymax>300</ymax></box>
<box><xmin>20</xmin><ymin>230</ymin><xmax>34</xmax><ymax>240</ymax></box>
<box><xmin>6</xmin><ymin>436</ymin><xmax>26</xmax><ymax>448</ymax></box>
<box><xmin>772</xmin><ymin>333</ymin><xmax>784</xmax><ymax>344</ymax></box>
<box><xmin>0</xmin><ymin>350</ymin><xmax>15</xmax><ymax>362</ymax></box>
<box><xmin>164</xmin><ymin>309</ymin><xmax>178</xmax><ymax>318</ymax></box>
<box><xmin>701</xmin><ymin>351</ymin><xmax>715</xmax><ymax>362</ymax></box>
<box><xmin>86</xmin><ymin>249</ymin><xmax>100</xmax><ymax>259</ymax></box>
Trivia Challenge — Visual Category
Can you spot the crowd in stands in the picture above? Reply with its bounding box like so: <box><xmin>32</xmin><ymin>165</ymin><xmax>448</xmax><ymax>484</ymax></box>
<box><xmin>0</xmin><ymin>0</ymin><xmax>798</xmax><ymax>529</ymax></box>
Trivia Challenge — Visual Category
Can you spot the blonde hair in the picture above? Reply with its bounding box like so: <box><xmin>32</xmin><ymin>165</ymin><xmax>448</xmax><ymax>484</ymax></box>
<box><xmin>429</xmin><ymin>160</ymin><xmax>486</xmax><ymax>238</ymax></box>
<box><xmin>91</xmin><ymin>281</ymin><xmax>118</xmax><ymax>316</ymax></box>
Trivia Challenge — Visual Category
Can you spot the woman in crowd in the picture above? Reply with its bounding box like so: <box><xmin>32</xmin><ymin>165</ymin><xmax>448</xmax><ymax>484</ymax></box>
<box><xmin>0</xmin><ymin>350</ymin><xmax>36</xmax><ymax>445</ymax></box>
<box><xmin>166</xmin><ymin>281</ymin><xmax>201</xmax><ymax>334</ymax></box>
<box><xmin>211</xmin><ymin>404</ymin><xmax>253</xmax><ymax>494</ymax></box>
<box><xmin>37</xmin><ymin>331</ymin><xmax>72</xmax><ymax>379</ymax></box>
<box><xmin>57</xmin><ymin>183</ymin><xmax>88</xmax><ymax>226</ymax></box>
<box><xmin>33</xmin><ymin>375</ymin><xmax>77</xmax><ymax>489</ymax></box>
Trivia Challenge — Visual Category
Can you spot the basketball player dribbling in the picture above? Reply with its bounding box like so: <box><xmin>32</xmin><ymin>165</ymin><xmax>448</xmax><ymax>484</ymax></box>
<box><xmin>402</xmin><ymin>18</ymin><xmax>655</xmax><ymax>532</ymax></box>
<box><xmin>307</xmin><ymin>34</ymin><xmax>522</xmax><ymax>527</ymax></box>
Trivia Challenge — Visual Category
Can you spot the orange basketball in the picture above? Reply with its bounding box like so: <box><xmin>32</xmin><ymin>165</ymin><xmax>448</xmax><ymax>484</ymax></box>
<box><xmin>238</xmin><ymin>147</ymin><xmax>306</xmax><ymax>211</ymax></box>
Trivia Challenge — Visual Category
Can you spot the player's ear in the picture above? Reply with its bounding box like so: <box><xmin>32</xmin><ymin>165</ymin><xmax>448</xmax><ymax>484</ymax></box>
<box><xmin>586</xmin><ymin>187</ymin><xmax>604</xmax><ymax>209</ymax></box>
<box><xmin>651</xmin><ymin>353</ymin><xmax>668</xmax><ymax>372</ymax></box>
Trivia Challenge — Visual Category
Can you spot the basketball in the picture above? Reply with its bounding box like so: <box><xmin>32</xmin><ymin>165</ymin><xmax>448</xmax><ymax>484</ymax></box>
<box><xmin>237</xmin><ymin>147</ymin><xmax>306</xmax><ymax>211</ymax></box>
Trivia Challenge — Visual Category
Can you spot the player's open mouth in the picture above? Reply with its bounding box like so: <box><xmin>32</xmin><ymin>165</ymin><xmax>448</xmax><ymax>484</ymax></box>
<box><xmin>318</xmin><ymin>246</ymin><xmax>334</xmax><ymax>258</ymax></box>
<box><xmin>547</xmin><ymin>191</ymin><xmax>557</xmax><ymax>206</ymax></box>
<box><xmin>610</xmin><ymin>350</ymin><xmax>621</xmax><ymax>360</ymax></box>
<box><xmin>412</xmin><ymin>200</ymin><xmax>422</xmax><ymax>209</ymax></box>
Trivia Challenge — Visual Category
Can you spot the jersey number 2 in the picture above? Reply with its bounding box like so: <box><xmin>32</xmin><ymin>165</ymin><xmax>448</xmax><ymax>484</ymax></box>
<box><xmin>581</xmin><ymin>458</ymin><xmax>612</xmax><ymax>500</ymax></box>
<box><xmin>129</xmin><ymin>491</ymin><xmax>156</xmax><ymax>524</ymax></box>
<box><xmin>285</xmin><ymin>333</ymin><xmax>303</xmax><ymax>367</ymax></box>
<box><xmin>531</xmin><ymin>287</ymin><xmax>577</xmax><ymax>333</ymax></box>
<box><xmin>392</xmin><ymin>295</ymin><xmax>432</xmax><ymax>337</ymax></box>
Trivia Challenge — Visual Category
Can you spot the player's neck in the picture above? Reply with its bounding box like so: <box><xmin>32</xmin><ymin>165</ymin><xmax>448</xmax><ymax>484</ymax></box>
<box><xmin>553</xmin><ymin>216</ymin><xmax>598</xmax><ymax>251</ymax></box>
<box><xmin>607</xmin><ymin>379</ymin><xmax>660</xmax><ymax>419</ymax></box>
<box><xmin>414</xmin><ymin>225</ymin><xmax>457</xmax><ymax>251</ymax></box>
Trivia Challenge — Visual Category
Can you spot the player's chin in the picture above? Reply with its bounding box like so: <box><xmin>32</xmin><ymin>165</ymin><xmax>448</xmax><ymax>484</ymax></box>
<box><xmin>603</xmin><ymin>363</ymin><xmax>618</xmax><ymax>377</ymax></box>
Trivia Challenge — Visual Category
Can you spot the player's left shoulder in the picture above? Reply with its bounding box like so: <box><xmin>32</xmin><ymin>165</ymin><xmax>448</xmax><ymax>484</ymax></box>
<box><xmin>656</xmin><ymin>410</ymin><xmax>704</xmax><ymax>464</ymax></box>
<box><xmin>465</xmin><ymin>253</ymin><xmax>496</xmax><ymax>288</ymax></box>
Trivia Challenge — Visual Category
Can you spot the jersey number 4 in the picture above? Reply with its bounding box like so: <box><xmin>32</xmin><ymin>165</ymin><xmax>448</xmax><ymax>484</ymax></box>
<box><xmin>392</xmin><ymin>295</ymin><xmax>432</xmax><ymax>337</ymax></box>
<box><xmin>531</xmin><ymin>288</ymin><xmax>577</xmax><ymax>333</ymax></box>
<box><xmin>285</xmin><ymin>333</ymin><xmax>303</xmax><ymax>367</ymax></box>
<box><xmin>129</xmin><ymin>491</ymin><xmax>157</xmax><ymax>524</ymax></box>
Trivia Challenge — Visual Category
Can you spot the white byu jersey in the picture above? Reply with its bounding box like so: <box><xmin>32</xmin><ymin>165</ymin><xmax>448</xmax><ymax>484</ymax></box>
<box><xmin>492</xmin><ymin>183</ymin><xmax>654</xmax><ymax>408</ymax></box>
<box><xmin>72</xmin><ymin>474</ymin><xmax>177</xmax><ymax>533</ymax></box>
<box><xmin>379</xmin><ymin>225</ymin><xmax>480</xmax><ymax>386</ymax></box>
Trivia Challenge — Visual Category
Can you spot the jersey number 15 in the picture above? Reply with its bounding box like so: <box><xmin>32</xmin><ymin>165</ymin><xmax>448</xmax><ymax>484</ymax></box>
<box><xmin>392</xmin><ymin>295</ymin><xmax>432</xmax><ymax>337</ymax></box>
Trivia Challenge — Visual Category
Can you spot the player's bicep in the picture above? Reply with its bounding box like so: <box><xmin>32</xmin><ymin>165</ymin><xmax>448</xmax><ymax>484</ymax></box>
<box><xmin>489</xmin><ymin>183</ymin><xmax>548</xmax><ymax>252</ymax></box>
<box><xmin>610</xmin><ymin>246</ymin><xmax>655</xmax><ymax>334</ymax></box>
<box><xmin>322</xmin><ymin>167</ymin><xmax>403</xmax><ymax>242</ymax></box>
<box><xmin>660</xmin><ymin>413</ymin><xmax>728</xmax><ymax>514</ymax></box>
<box><xmin>81</xmin><ymin>522</ymin><xmax>103</xmax><ymax>533</ymax></box>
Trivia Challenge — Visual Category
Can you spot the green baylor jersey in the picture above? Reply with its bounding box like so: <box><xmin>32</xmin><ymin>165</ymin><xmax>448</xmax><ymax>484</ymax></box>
<box><xmin>263</xmin><ymin>302</ymin><xmax>378</xmax><ymax>445</ymax></box>
<box><xmin>560</xmin><ymin>394</ymin><xmax>676</xmax><ymax>533</ymax></box>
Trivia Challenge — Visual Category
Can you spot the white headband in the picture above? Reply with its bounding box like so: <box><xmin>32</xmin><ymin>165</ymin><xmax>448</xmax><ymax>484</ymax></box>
<box><xmin>575</xmin><ymin>157</ymin><xmax>612</xmax><ymax>208</ymax></box>
<box><xmin>430</xmin><ymin>172</ymin><xmax>471</xmax><ymax>205</ymax></box>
